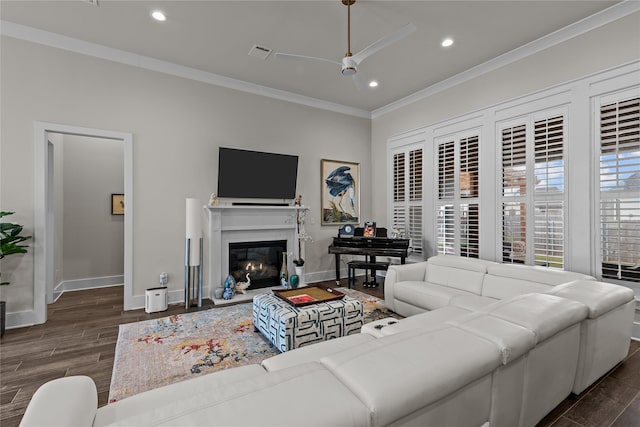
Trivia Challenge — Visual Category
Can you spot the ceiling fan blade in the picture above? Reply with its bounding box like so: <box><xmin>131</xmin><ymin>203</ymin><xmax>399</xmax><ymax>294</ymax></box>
<box><xmin>351</xmin><ymin>23</ymin><xmax>416</xmax><ymax>65</ymax></box>
<box><xmin>351</xmin><ymin>72</ymin><xmax>367</xmax><ymax>91</ymax></box>
<box><xmin>274</xmin><ymin>52</ymin><xmax>342</xmax><ymax>67</ymax></box>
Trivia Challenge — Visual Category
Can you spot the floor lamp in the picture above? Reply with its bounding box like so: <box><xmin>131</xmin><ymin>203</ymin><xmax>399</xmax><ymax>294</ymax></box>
<box><xmin>185</xmin><ymin>198</ymin><xmax>203</xmax><ymax>308</ymax></box>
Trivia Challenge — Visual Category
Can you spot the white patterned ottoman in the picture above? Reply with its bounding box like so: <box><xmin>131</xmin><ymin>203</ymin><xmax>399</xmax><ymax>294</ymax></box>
<box><xmin>252</xmin><ymin>293</ymin><xmax>364</xmax><ymax>352</ymax></box>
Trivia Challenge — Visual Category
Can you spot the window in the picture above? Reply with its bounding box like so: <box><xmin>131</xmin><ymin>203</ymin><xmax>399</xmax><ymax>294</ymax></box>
<box><xmin>599</xmin><ymin>96</ymin><xmax>640</xmax><ymax>283</ymax></box>
<box><xmin>391</xmin><ymin>146</ymin><xmax>423</xmax><ymax>256</ymax></box>
<box><xmin>500</xmin><ymin>112</ymin><xmax>566</xmax><ymax>268</ymax></box>
<box><xmin>437</xmin><ymin>134</ymin><xmax>479</xmax><ymax>258</ymax></box>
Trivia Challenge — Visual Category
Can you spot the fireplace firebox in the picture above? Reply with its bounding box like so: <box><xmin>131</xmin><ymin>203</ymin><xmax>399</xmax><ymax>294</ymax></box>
<box><xmin>229</xmin><ymin>240</ymin><xmax>287</xmax><ymax>289</ymax></box>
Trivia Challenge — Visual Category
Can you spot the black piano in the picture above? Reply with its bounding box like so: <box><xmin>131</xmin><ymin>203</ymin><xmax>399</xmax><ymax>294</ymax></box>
<box><xmin>328</xmin><ymin>236</ymin><xmax>410</xmax><ymax>282</ymax></box>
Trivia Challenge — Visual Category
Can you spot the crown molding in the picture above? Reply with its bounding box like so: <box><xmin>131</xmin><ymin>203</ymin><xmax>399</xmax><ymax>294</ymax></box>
<box><xmin>0</xmin><ymin>20</ymin><xmax>371</xmax><ymax>119</ymax></box>
<box><xmin>371</xmin><ymin>0</ymin><xmax>640</xmax><ymax>119</ymax></box>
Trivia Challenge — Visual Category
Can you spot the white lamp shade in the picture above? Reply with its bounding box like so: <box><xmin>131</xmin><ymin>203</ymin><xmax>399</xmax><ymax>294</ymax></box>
<box><xmin>185</xmin><ymin>198</ymin><xmax>202</xmax><ymax>266</ymax></box>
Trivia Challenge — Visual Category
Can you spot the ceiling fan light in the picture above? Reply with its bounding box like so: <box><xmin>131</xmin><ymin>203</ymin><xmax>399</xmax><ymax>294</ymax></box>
<box><xmin>341</xmin><ymin>67</ymin><xmax>357</xmax><ymax>76</ymax></box>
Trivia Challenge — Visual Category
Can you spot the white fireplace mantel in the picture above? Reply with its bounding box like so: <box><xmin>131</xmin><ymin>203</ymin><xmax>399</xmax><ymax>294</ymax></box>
<box><xmin>206</xmin><ymin>205</ymin><xmax>308</xmax><ymax>299</ymax></box>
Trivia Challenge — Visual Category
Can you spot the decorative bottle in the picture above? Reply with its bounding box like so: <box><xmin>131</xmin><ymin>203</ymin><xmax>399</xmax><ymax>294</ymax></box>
<box><xmin>280</xmin><ymin>252</ymin><xmax>289</xmax><ymax>287</ymax></box>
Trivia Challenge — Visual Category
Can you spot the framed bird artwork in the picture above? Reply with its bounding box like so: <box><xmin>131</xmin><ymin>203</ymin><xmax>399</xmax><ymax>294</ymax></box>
<box><xmin>321</xmin><ymin>159</ymin><xmax>360</xmax><ymax>225</ymax></box>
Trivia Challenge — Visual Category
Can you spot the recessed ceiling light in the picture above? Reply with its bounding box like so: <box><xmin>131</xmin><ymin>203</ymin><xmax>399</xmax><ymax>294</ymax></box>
<box><xmin>368</xmin><ymin>80</ymin><xmax>379</xmax><ymax>88</ymax></box>
<box><xmin>441</xmin><ymin>38</ymin><xmax>454</xmax><ymax>47</ymax></box>
<box><xmin>151</xmin><ymin>10</ymin><xmax>166</xmax><ymax>22</ymax></box>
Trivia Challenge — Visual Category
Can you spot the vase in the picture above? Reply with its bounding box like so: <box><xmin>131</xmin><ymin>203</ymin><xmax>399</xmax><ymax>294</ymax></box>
<box><xmin>295</xmin><ymin>265</ymin><xmax>305</xmax><ymax>287</ymax></box>
<box><xmin>280</xmin><ymin>252</ymin><xmax>288</xmax><ymax>282</ymax></box>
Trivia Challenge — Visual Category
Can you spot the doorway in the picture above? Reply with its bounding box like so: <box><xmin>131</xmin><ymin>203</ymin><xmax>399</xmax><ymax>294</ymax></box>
<box><xmin>34</xmin><ymin>122</ymin><xmax>133</xmax><ymax>325</ymax></box>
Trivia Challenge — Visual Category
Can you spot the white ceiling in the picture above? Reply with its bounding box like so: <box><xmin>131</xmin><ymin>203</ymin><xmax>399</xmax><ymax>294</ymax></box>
<box><xmin>0</xmin><ymin>0</ymin><xmax>626</xmax><ymax>113</ymax></box>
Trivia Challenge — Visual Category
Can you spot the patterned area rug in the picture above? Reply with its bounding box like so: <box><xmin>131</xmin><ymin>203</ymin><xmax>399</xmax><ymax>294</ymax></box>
<box><xmin>108</xmin><ymin>288</ymin><xmax>398</xmax><ymax>403</ymax></box>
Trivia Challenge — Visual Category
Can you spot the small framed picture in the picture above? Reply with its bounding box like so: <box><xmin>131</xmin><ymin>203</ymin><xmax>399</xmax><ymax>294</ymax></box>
<box><xmin>111</xmin><ymin>194</ymin><xmax>125</xmax><ymax>215</ymax></box>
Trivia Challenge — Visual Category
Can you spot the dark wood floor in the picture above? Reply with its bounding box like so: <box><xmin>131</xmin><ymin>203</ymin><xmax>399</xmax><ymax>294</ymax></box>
<box><xmin>0</xmin><ymin>280</ymin><xmax>638</xmax><ymax>427</ymax></box>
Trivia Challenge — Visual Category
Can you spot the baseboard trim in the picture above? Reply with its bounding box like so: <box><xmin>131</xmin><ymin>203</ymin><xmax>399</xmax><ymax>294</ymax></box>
<box><xmin>5</xmin><ymin>309</ymin><xmax>37</xmax><ymax>330</ymax></box>
<box><xmin>55</xmin><ymin>275</ymin><xmax>124</xmax><ymax>294</ymax></box>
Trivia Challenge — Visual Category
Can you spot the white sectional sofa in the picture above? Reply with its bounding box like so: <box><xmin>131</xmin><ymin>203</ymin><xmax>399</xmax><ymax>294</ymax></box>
<box><xmin>20</xmin><ymin>255</ymin><xmax>635</xmax><ymax>427</ymax></box>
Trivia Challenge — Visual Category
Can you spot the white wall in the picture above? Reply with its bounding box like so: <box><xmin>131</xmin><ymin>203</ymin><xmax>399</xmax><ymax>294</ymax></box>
<box><xmin>0</xmin><ymin>36</ymin><xmax>371</xmax><ymax>319</ymax></box>
<box><xmin>371</xmin><ymin>12</ymin><xmax>640</xmax><ymax>226</ymax></box>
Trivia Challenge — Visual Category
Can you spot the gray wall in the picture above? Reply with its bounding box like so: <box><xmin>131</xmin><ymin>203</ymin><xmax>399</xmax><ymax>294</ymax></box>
<box><xmin>0</xmin><ymin>35</ymin><xmax>371</xmax><ymax>314</ymax></box>
<box><xmin>61</xmin><ymin>135</ymin><xmax>124</xmax><ymax>281</ymax></box>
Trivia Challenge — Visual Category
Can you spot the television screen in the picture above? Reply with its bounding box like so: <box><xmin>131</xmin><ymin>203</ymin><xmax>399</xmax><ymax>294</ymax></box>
<box><xmin>217</xmin><ymin>148</ymin><xmax>299</xmax><ymax>199</ymax></box>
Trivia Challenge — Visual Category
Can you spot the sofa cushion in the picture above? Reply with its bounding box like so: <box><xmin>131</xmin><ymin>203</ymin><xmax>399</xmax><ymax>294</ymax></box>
<box><xmin>377</xmin><ymin>306</ymin><xmax>470</xmax><ymax>336</ymax></box>
<box><xmin>480</xmin><ymin>293</ymin><xmax>589</xmax><ymax>343</ymax></box>
<box><xmin>96</xmin><ymin>362</ymin><xmax>370</xmax><ymax>427</ymax></box>
<box><xmin>320</xmin><ymin>327</ymin><xmax>502</xmax><ymax>427</ymax></box>
<box><xmin>482</xmin><ymin>264</ymin><xmax>595</xmax><ymax>300</ymax></box>
<box><xmin>546</xmin><ymin>279</ymin><xmax>635</xmax><ymax>318</ymax></box>
<box><xmin>447</xmin><ymin>313</ymin><xmax>536</xmax><ymax>364</ymax></box>
<box><xmin>449</xmin><ymin>294</ymin><xmax>499</xmax><ymax>311</ymax></box>
<box><xmin>95</xmin><ymin>364</ymin><xmax>268</xmax><ymax>425</ymax></box>
<box><xmin>261</xmin><ymin>332</ymin><xmax>375</xmax><ymax>371</ymax></box>
<box><xmin>21</xmin><ymin>376</ymin><xmax>98</xmax><ymax>427</ymax></box>
<box><xmin>395</xmin><ymin>281</ymin><xmax>469</xmax><ymax>310</ymax></box>
<box><xmin>425</xmin><ymin>255</ymin><xmax>493</xmax><ymax>294</ymax></box>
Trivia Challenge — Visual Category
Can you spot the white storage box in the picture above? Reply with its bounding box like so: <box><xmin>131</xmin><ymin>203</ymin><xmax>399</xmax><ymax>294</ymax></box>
<box><xmin>145</xmin><ymin>287</ymin><xmax>168</xmax><ymax>313</ymax></box>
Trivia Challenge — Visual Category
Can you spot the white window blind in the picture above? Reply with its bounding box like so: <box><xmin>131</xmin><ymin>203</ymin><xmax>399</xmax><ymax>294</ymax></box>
<box><xmin>599</xmin><ymin>96</ymin><xmax>640</xmax><ymax>282</ymax></box>
<box><xmin>391</xmin><ymin>146</ymin><xmax>423</xmax><ymax>256</ymax></box>
<box><xmin>502</xmin><ymin>124</ymin><xmax>527</xmax><ymax>197</ymax></box>
<box><xmin>437</xmin><ymin>134</ymin><xmax>479</xmax><ymax>258</ymax></box>
<box><xmin>500</xmin><ymin>113</ymin><xmax>565</xmax><ymax>267</ymax></box>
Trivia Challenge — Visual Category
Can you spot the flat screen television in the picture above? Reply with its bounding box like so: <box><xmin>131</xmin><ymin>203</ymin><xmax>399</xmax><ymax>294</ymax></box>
<box><xmin>217</xmin><ymin>147</ymin><xmax>299</xmax><ymax>199</ymax></box>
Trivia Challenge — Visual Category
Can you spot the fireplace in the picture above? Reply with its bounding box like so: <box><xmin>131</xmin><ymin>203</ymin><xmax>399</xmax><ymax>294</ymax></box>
<box><xmin>229</xmin><ymin>240</ymin><xmax>286</xmax><ymax>289</ymax></box>
<box><xmin>207</xmin><ymin>205</ymin><xmax>307</xmax><ymax>302</ymax></box>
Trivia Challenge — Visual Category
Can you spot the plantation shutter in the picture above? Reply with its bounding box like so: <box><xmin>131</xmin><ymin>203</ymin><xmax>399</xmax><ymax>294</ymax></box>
<box><xmin>460</xmin><ymin>136</ymin><xmax>479</xmax><ymax>198</ymax></box>
<box><xmin>393</xmin><ymin>152</ymin><xmax>405</xmax><ymax>202</ymax></box>
<box><xmin>408</xmin><ymin>148</ymin><xmax>423</xmax><ymax>255</ymax></box>
<box><xmin>437</xmin><ymin>205</ymin><xmax>455</xmax><ymax>254</ymax></box>
<box><xmin>502</xmin><ymin>124</ymin><xmax>527</xmax><ymax>196</ymax></box>
<box><xmin>599</xmin><ymin>96</ymin><xmax>640</xmax><ymax>282</ymax></box>
<box><xmin>501</xmin><ymin>123</ymin><xmax>527</xmax><ymax>263</ymax></box>
<box><xmin>439</xmin><ymin>141</ymin><xmax>455</xmax><ymax>199</ymax></box>
<box><xmin>502</xmin><ymin>202</ymin><xmax>527</xmax><ymax>263</ymax></box>
<box><xmin>460</xmin><ymin>203</ymin><xmax>479</xmax><ymax>257</ymax></box>
<box><xmin>391</xmin><ymin>145</ymin><xmax>423</xmax><ymax>256</ymax></box>
<box><xmin>533</xmin><ymin>115</ymin><xmax>565</xmax><ymax>268</ymax></box>
<box><xmin>437</xmin><ymin>135</ymin><xmax>479</xmax><ymax>257</ymax></box>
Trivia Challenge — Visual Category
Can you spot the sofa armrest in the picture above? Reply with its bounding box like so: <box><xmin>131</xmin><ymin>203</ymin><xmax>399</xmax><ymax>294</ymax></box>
<box><xmin>20</xmin><ymin>376</ymin><xmax>97</xmax><ymax>427</ymax></box>
<box><xmin>384</xmin><ymin>261</ymin><xmax>428</xmax><ymax>312</ymax></box>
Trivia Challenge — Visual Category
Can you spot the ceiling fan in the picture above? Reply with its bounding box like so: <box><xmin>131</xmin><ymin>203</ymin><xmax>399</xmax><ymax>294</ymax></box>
<box><xmin>274</xmin><ymin>0</ymin><xmax>416</xmax><ymax>87</ymax></box>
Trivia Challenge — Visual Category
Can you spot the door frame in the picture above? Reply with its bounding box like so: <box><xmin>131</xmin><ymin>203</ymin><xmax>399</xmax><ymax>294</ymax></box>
<box><xmin>34</xmin><ymin>121</ymin><xmax>133</xmax><ymax>324</ymax></box>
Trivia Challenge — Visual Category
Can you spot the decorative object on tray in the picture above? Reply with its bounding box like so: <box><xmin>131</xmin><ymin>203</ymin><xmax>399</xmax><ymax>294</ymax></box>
<box><xmin>235</xmin><ymin>273</ymin><xmax>251</xmax><ymax>294</ymax></box>
<box><xmin>289</xmin><ymin>274</ymin><xmax>299</xmax><ymax>289</ymax></box>
<box><xmin>321</xmin><ymin>159</ymin><xmax>360</xmax><ymax>225</ymax></box>
<box><xmin>272</xmin><ymin>286</ymin><xmax>345</xmax><ymax>307</ymax></box>
<box><xmin>363</xmin><ymin>221</ymin><xmax>376</xmax><ymax>237</ymax></box>
<box><xmin>280</xmin><ymin>252</ymin><xmax>288</xmax><ymax>283</ymax></box>
<box><xmin>213</xmin><ymin>287</ymin><xmax>224</xmax><ymax>299</ymax></box>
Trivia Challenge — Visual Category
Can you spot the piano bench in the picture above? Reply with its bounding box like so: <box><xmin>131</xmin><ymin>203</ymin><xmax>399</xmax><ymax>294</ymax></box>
<box><xmin>347</xmin><ymin>261</ymin><xmax>390</xmax><ymax>288</ymax></box>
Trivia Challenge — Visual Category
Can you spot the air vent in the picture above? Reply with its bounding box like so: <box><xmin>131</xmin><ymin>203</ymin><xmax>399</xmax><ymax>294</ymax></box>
<box><xmin>248</xmin><ymin>45</ymin><xmax>273</xmax><ymax>60</ymax></box>
<box><xmin>83</xmin><ymin>0</ymin><xmax>100</xmax><ymax>6</ymax></box>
